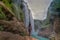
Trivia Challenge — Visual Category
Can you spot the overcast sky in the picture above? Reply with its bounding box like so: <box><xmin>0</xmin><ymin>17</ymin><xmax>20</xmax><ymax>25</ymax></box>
<box><xmin>26</xmin><ymin>0</ymin><xmax>53</xmax><ymax>20</ymax></box>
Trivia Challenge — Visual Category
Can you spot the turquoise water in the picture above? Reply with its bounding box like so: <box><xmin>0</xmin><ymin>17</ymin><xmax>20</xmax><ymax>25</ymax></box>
<box><xmin>32</xmin><ymin>35</ymin><xmax>49</xmax><ymax>40</ymax></box>
<box><xmin>31</xmin><ymin>32</ymin><xmax>50</xmax><ymax>40</ymax></box>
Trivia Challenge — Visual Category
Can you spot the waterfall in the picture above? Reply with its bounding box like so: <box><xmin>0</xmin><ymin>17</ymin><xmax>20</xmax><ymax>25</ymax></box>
<box><xmin>29</xmin><ymin>10</ymin><xmax>35</xmax><ymax>35</ymax></box>
<box><xmin>11</xmin><ymin>0</ymin><xmax>56</xmax><ymax>40</ymax></box>
<box><xmin>22</xmin><ymin>1</ymin><xmax>29</xmax><ymax>28</ymax></box>
<box><xmin>12</xmin><ymin>0</ymin><xmax>35</xmax><ymax>35</ymax></box>
<box><xmin>23</xmin><ymin>0</ymin><xmax>35</xmax><ymax>35</ymax></box>
<box><xmin>27</xmin><ymin>0</ymin><xmax>53</xmax><ymax>36</ymax></box>
<box><xmin>12</xmin><ymin>0</ymin><xmax>53</xmax><ymax>36</ymax></box>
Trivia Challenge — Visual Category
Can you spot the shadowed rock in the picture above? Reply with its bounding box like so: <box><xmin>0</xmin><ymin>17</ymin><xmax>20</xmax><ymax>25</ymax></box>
<box><xmin>0</xmin><ymin>31</ymin><xmax>37</xmax><ymax>40</ymax></box>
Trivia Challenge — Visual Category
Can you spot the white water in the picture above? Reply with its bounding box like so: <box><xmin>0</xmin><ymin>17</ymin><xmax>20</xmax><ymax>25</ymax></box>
<box><xmin>22</xmin><ymin>1</ymin><xmax>29</xmax><ymax>28</ymax></box>
<box><xmin>23</xmin><ymin>0</ymin><xmax>35</xmax><ymax>34</ymax></box>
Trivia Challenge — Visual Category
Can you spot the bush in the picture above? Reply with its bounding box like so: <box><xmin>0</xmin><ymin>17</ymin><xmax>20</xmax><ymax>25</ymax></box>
<box><xmin>0</xmin><ymin>25</ymin><xmax>4</xmax><ymax>31</ymax></box>
<box><xmin>0</xmin><ymin>13</ymin><xmax>6</xmax><ymax>20</ymax></box>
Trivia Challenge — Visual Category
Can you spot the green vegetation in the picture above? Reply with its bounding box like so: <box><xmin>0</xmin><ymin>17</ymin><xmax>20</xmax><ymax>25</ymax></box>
<box><xmin>0</xmin><ymin>0</ymin><xmax>24</xmax><ymax>21</ymax></box>
<box><xmin>0</xmin><ymin>12</ymin><xmax>6</xmax><ymax>20</ymax></box>
<box><xmin>0</xmin><ymin>25</ymin><xmax>4</xmax><ymax>31</ymax></box>
<box><xmin>48</xmin><ymin>0</ymin><xmax>60</xmax><ymax>15</ymax></box>
<box><xmin>53</xmin><ymin>0</ymin><xmax>60</xmax><ymax>9</ymax></box>
<box><xmin>0</xmin><ymin>0</ymin><xmax>12</xmax><ymax>20</ymax></box>
<box><xmin>1</xmin><ymin>0</ymin><xmax>12</xmax><ymax>9</ymax></box>
<box><xmin>0</xmin><ymin>0</ymin><xmax>27</xmax><ymax>36</ymax></box>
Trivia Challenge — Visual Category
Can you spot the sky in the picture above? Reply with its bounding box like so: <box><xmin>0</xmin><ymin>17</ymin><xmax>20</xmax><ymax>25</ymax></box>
<box><xmin>25</xmin><ymin>0</ymin><xmax>53</xmax><ymax>20</ymax></box>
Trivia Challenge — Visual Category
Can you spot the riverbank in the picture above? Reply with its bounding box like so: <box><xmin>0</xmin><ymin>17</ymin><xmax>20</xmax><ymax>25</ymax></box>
<box><xmin>0</xmin><ymin>31</ymin><xmax>38</xmax><ymax>40</ymax></box>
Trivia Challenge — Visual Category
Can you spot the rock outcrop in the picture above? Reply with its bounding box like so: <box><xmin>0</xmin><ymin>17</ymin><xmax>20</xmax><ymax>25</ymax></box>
<box><xmin>0</xmin><ymin>31</ymin><xmax>37</xmax><ymax>40</ymax></box>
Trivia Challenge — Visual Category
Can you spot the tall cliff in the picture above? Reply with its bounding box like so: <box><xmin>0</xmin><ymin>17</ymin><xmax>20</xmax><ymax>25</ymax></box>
<box><xmin>0</xmin><ymin>0</ymin><xmax>29</xmax><ymax>37</ymax></box>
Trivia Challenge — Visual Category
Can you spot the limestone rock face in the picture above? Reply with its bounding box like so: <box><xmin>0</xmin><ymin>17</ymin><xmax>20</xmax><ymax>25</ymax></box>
<box><xmin>55</xmin><ymin>34</ymin><xmax>60</xmax><ymax>40</ymax></box>
<box><xmin>53</xmin><ymin>17</ymin><xmax>60</xmax><ymax>40</ymax></box>
<box><xmin>54</xmin><ymin>17</ymin><xmax>60</xmax><ymax>34</ymax></box>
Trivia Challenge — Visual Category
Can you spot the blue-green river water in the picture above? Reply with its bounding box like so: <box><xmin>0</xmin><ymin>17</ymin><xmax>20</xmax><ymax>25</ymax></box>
<box><xmin>31</xmin><ymin>32</ymin><xmax>50</xmax><ymax>40</ymax></box>
<box><xmin>32</xmin><ymin>35</ymin><xmax>49</xmax><ymax>40</ymax></box>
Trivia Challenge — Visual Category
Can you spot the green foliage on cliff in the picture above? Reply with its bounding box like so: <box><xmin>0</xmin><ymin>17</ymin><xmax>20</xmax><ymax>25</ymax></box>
<box><xmin>48</xmin><ymin>0</ymin><xmax>60</xmax><ymax>15</ymax></box>
<box><xmin>0</xmin><ymin>25</ymin><xmax>4</xmax><ymax>31</ymax></box>
<box><xmin>0</xmin><ymin>6</ymin><xmax>6</xmax><ymax>20</ymax></box>
<box><xmin>0</xmin><ymin>0</ymin><xmax>27</xmax><ymax>36</ymax></box>
<box><xmin>0</xmin><ymin>0</ymin><xmax>24</xmax><ymax>21</ymax></box>
<box><xmin>1</xmin><ymin>0</ymin><xmax>12</xmax><ymax>9</ymax></box>
<box><xmin>0</xmin><ymin>12</ymin><xmax>6</xmax><ymax>20</ymax></box>
<box><xmin>53</xmin><ymin>0</ymin><xmax>60</xmax><ymax>8</ymax></box>
<box><xmin>0</xmin><ymin>0</ymin><xmax>12</xmax><ymax>20</ymax></box>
